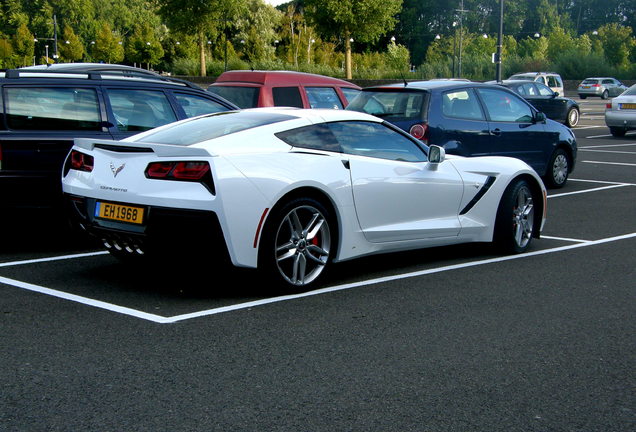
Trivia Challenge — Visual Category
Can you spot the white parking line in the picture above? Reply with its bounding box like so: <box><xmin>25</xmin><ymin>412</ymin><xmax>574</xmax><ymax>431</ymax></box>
<box><xmin>578</xmin><ymin>143</ymin><xmax>636</xmax><ymax>148</ymax></box>
<box><xmin>0</xmin><ymin>251</ymin><xmax>108</xmax><ymax>268</ymax></box>
<box><xmin>549</xmin><ymin>184</ymin><xmax>630</xmax><ymax>198</ymax></box>
<box><xmin>2</xmin><ymin>233</ymin><xmax>635</xmax><ymax>324</ymax></box>
<box><xmin>579</xmin><ymin>149</ymin><xmax>636</xmax><ymax>154</ymax></box>
<box><xmin>582</xmin><ymin>160</ymin><xmax>636</xmax><ymax>167</ymax></box>
<box><xmin>541</xmin><ymin>235</ymin><xmax>589</xmax><ymax>243</ymax></box>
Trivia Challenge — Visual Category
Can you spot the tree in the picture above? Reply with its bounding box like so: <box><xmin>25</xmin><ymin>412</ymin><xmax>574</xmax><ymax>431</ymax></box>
<box><xmin>157</xmin><ymin>0</ymin><xmax>246</xmax><ymax>77</ymax></box>
<box><xmin>305</xmin><ymin>0</ymin><xmax>403</xmax><ymax>79</ymax></box>
<box><xmin>92</xmin><ymin>22</ymin><xmax>124</xmax><ymax>64</ymax></box>
<box><xmin>58</xmin><ymin>25</ymin><xmax>84</xmax><ymax>62</ymax></box>
<box><xmin>0</xmin><ymin>35</ymin><xmax>16</xmax><ymax>68</ymax></box>
<box><xmin>597</xmin><ymin>23</ymin><xmax>634</xmax><ymax>68</ymax></box>
<box><xmin>12</xmin><ymin>22</ymin><xmax>34</xmax><ymax>66</ymax></box>
<box><xmin>125</xmin><ymin>23</ymin><xmax>164</xmax><ymax>69</ymax></box>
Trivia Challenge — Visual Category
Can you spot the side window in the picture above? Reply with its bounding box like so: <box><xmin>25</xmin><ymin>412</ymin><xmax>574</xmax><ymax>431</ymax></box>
<box><xmin>477</xmin><ymin>88</ymin><xmax>534</xmax><ymax>123</ymax></box>
<box><xmin>174</xmin><ymin>93</ymin><xmax>229</xmax><ymax>117</ymax></box>
<box><xmin>546</xmin><ymin>76</ymin><xmax>558</xmax><ymax>88</ymax></box>
<box><xmin>329</xmin><ymin>121</ymin><xmax>427</xmax><ymax>162</ymax></box>
<box><xmin>5</xmin><ymin>87</ymin><xmax>101</xmax><ymax>131</ymax></box>
<box><xmin>272</xmin><ymin>87</ymin><xmax>303</xmax><ymax>108</ymax></box>
<box><xmin>602</xmin><ymin>79</ymin><xmax>614</xmax><ymax>85</ymax></box>
<box><xmin>107</xmin><ymin>89</ymin><xmax>177</xmax><ymax>132</ymax></box>
<box><xmin>521</xmin><ymin>84</ymin><xmax>536</xmax><ymax>95</ymax></box>
<box><xmin>536</xmin><ymin>83</ymin><xmax>554</xmax><ymax>96</ymax></box>
<box><xmin>305</xmin><ymin>87</ymin><xmax>343</xmax><ymax>109</ymax></box>
<box><xmin>442</xmin><ymin>89</ymin><xmax>485</xmax><ymax>120</ymax></box>
<box><xmin>275</xmin><ymin>123</ymin><xmax>341</xmax><ymax>152</ymax></box>
<box><xmin>341</xmin><ymin>87</ymin><xmax>361</xmax><ymax>103</ymax></box>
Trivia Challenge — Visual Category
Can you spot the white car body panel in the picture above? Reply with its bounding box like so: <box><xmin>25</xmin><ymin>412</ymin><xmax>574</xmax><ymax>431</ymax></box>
<box><xmin>62</xmin><ymin>108</ymin><xmax>547</xmax><ymax>272</ymax></box>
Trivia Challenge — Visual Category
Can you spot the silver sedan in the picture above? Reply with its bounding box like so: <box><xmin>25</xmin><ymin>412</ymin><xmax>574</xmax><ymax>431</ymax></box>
<box><xmin>605</xmin><ymin>84</ymin><xmax>636</xmax><ymax>137</ymax></box>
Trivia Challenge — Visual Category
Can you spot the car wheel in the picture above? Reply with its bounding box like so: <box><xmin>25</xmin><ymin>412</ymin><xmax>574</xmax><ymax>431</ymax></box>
<box><xmin>609</xmin><ymin>127</ymin><xmax>626</xmax><ymax>137</ymax></box>
<box><xmin>565</xmin><ymin>108</ymin><xmax>579</xmax><ymax>127</ymax></box>
<box><xmin>579</xmin><ymin>95</ymin><xmax>587</xmax><ymax>99</ymax></box>
<box><xmin>494</xmin><ymin>179</ymin><xmax>535</xmax><ymax>254</ymax></box>
<box><xmin>260</xmin><ymin>197</ymin><xmax>333</xmax><ymax>290</ymax></box>
<box><xmin>544</xmin><ymin>148</ymin><xmax>569</xmax><ymax>188</ymax></box>
<box><xmin>601</xmin><ymin>90</ymin><xmax>609</xmax><ymax>99</ymax></box>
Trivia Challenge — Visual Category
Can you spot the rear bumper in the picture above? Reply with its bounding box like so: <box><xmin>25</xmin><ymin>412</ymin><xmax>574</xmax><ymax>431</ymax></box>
<box><xmin>65</xmin><ymin>194</ymin><xmax>229</xmax><ymax>260</ymax></box>
<box><xmin>605</xmin><ymin>111</ymin><xmax>636</xmax><ymax>129</ymax></box>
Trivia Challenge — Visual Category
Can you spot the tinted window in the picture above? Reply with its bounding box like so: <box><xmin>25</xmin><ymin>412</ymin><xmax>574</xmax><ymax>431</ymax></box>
<box><xmin>546</xmin><ymin>76</ymin><xmax>559</xmax><ymax>87</ymax></box>
<box><xmin>582</xmin><ymin>79</ymin><xmax>598</xmax><ymax>84</ymax></box>
<box><xmin>135</xmin><ymin>111</ymin><xmax>295</xmax><ymax>145</ymax></box>
<box><xmin>602</xmin><ymin>79</ymin><xmax>614</xmax><ymax>84</ymax></box>
<box><xmin>208</xmin><ymin>86</ymin><xmax>259</xmax><ymax>108</ymax></box>
<box><xmin>273</xmin><ymin>87</ymin><xmax>303</xmax><ymax>108</ymax></box>
<box><xmin>108</xmin><ymin>89</ymin><xmax>177</xmax><ymax>132</ymax></box>
<box><xmin>305</xmin><ymin>87</ymin><xmax>343</xmax><ymax>109</ymax></box>
<box><xmin>5</xmin><ymin>87</ymin><xmax>101</xmax><ymax>130</ymax></box>
<box><xmin>442</xmin><ymin>89</ymin><xmax>485</xmax><ymax>120</ymax></box>
<box><xmin>329</xmin><ymin>121</ymin><xmax>427</xmax><ymax>162</ymax></box>
<box><xmin>276</xmin><ymin>123</ymin><xmax>341</xmax><ymax>152</ymax></box>
<box><xmin>477</xmin><ymin>88</ymin><xmax>534</xmax><ymax>123</ymax></box>
<box><xmin>347</xmin><ymin>90</ymin><xmax>426</xmax><ymax>121</ymax></box>
<box><xmin>174</xmin><ymin>93</ymin><xmax>230</xmax><ymax>117</ymax></box>
<box><xmin>341</xmin><ymin>87</ymin><xmax>361</xmax><ymax>103</ymax></box>
<box><xmin>522</xmin><ymin>83</ymin><xmax>538</xmax><ymax>96</ymax></box>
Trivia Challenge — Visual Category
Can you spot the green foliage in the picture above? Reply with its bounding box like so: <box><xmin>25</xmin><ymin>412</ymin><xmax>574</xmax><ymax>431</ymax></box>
<box><xmin>12</xmin><ymin>22</ymin><xmax>34</xmax><ymax>66</ymax></box>
<box><xmin>59</xmin><ymin>25</ymin><xmax>84</xmax><ymax>62</ymax></box>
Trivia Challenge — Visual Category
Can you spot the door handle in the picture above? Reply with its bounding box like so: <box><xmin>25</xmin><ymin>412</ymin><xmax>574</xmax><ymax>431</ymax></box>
<box><xmin>490</xmin><ymin>128</ymin><xmax>502</xmax><ymax>136</ymax></box>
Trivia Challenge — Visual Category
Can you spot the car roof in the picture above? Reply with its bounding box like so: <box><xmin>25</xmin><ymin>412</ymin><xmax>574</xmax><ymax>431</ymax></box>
<box><xmin>20</xmin><ymin>63</ymin><xmax>162</xmax><ymax>77</ymax></box>
<box><xmin>212</xmin><ymin>70</ymin><xmax>360</xmax><ymax>88</ymax></box>
<box><xmin>362</xmin><ymin>80</ymin><xmax>497</xmax><ymax>91</ymax></box>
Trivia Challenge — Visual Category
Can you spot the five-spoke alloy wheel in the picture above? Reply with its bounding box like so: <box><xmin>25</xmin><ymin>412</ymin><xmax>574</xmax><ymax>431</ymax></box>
<box><xmin>495</xmin><ymin>179</ymin><xmax>536</xmax><ymax>253</ymax></box>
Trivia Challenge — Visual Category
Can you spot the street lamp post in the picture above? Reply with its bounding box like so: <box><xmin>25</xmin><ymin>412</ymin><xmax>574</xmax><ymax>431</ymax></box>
<box><xmin>495</xmin><ymin>0</ymin><xmax>504</xmax><ymax>82</ymax></box>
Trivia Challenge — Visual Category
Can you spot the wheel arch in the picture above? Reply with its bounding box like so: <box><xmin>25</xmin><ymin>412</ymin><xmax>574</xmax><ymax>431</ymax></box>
<box><xmin>257</xmin><ymin>186</ymin><xmax>341</xmax><ymax>267</ymax></box>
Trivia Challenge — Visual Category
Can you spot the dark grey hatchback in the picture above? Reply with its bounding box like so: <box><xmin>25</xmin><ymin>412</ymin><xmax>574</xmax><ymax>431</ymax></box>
<box><xmin>346</xmin><ymin>80</ymin><xmax>577</xmax><ymax>188</ymax></box>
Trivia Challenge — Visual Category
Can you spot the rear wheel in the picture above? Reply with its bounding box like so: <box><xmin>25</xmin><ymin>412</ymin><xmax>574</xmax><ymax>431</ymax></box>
<box><xmin>259</xmin><ymin>197</ymin><xmax>333</xmax><ymax>290</ymax></box>
<box><xmin>544</xmin><ymin>148</ymin><xmax>569</xmax><ymax>188</ymax></box>
<box><xmin>494</xmin><ymin>179</ymin><xmax>536</xmax><ymax>254</ymax></box>
<box><xmin>579</xmin><ymin>95</ymin><xmax>587</xmax><ymax>99</ymax></box>
<box><xmin>601</xmin><ymin>90</ymin><xmax>609</xmax><ymax>99</ymax></box>
<box><xmin>609</xmin><ymin>127</ymin><xmax>626</xmax><ymax>137</ymax></box>
<box><xmin>565</xmin><ymin>108</ymin><xmax>579</xmax><ymax>128</ymax></box>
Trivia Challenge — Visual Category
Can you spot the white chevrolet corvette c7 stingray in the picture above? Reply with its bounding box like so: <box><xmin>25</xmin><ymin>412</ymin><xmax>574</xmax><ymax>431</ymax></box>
<box><xmin>62</xmin><ymin>108</ymin><xmax>547</xmax><ymax>289</ymax></box>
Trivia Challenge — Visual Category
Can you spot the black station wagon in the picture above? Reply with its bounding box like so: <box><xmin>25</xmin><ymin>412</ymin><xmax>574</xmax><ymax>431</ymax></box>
<box><xmin>346</xmin><ymin>80</ymin><xmax>577</xmax><ymax>188</ymax></box>
<box><xmin>0</xmin><ymin>66</ymin><xmax>238</xmax><ymax>210</ymax></box>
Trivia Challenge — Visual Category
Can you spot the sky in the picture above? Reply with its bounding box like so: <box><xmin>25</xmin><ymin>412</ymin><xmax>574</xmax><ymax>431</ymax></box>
<box><xmin>265</xmin><ymin>0</ymin><xmax>289</xmax><ymax>6</ymax></box>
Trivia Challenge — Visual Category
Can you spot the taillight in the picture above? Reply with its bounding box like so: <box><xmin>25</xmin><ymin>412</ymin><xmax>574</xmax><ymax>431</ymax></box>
<box><xmin>145</xmin><ymin>161</ymin><xmax>214</xmax><ymax>193</ymax></box>
<box><xmin>606</xmin><ymin>103</ymin><xmax>612</xmax><ymax>109</ymax></box>
<box><xmin>409</xmin><ymin>123</ymin><xmax>429</xmax><ymax>143</ymax></box>
<box><xmin>146</xmin><ymin>161</ymin><xmax>210</xmax><ymax>180</ymax></box>
<box><xmin>591</xmin><ymin>84</ymin><xmax>601</xmax><ymax>87</ymax></box>
<box><xmin>70</xmin><ymin>150</ymin><xmax>94</xmax><ymax>172</ymax></box>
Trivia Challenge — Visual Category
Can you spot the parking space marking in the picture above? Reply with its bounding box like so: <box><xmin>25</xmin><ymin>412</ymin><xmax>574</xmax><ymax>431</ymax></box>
<box><xmin>0</xmin><ymin>251</ymin><xmax>108</xmax><ymax>268</ymax></box>
<box><xmin>2</xmin><ymin>233</ymin><xmax>635</xmax><ymax>324</ymax></box>
<box><xmin>549</xmin><ymin>183</ymin><xmax>631</xmax><ymax>198</ymax></box>
<box><xmin>587</xmin><ymin>133</ymin><xmax>636</xmax><ymax>138</ymax></box>
<box><xmin>580</xmin><ymin>149</ymin><xmax>636</xmax><ymax>155</ymax></box>
<box><xmin>541</xmin><ymin>235</ymin><xmax>589</xmax><ymax>243</ymax></box>
<box><xmin>582</xmin><ymin>161</ymin><xmax>636</xmax><ymax>167</ymax></box>
<box><xmin>579</xmin><ymin>143</ymin><xmax>636</xmax><ymax>149</ymax></box>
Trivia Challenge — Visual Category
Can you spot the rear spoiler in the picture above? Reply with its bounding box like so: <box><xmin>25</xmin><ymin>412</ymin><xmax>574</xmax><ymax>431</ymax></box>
<box><xmin>73</xmin><ymin>138</ymin><xmax>214</xmax><ymax>157</ymax></box>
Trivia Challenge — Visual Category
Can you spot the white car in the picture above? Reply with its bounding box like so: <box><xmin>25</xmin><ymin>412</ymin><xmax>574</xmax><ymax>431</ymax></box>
<box><xmin>605</xmin><ymin>84</ymin><xmax>636</xmax><ymax>137</ymax></box>
<box><xmin>62</xmin><ymin>108</ymin><xmax>547</xmax><ymax>289</ymax></box>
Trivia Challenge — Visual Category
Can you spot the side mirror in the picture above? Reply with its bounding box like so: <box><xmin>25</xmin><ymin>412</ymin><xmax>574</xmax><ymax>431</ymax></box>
<box><xmin>428</xmin><ymin>145</ymin><xmax>446</xmax><ymax>164</ymax></box>
<box><xmin>534</xmin><ymin>112</ymin><xmax>546</xmax><ymax>123</ymax></box>
<box><xmin>552</xmin><ymin>91</ymin><xmax>559</xmax><ymax>98</ymax></box>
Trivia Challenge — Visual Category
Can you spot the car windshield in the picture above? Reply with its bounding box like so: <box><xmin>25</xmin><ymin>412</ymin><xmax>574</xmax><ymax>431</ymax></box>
<box><xmin>346</xmin><ymin>90</ymin><xmax>427</xmax><ymax>121</ymax></box>
<box><xmin>134</xmin><ymin>111</ymin><xmax>295</xmax><ymax>145</ymax></box>
<box><xmin>207</xmin><ymin>86</ymin><xmax>259</xmax><ymax>108</ymax></box>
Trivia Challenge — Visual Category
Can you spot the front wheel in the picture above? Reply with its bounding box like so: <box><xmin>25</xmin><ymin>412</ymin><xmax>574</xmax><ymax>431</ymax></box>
<box><xmin>609</xmin><ymin>127</ymin><xmax>626</xmax><ymax>137</ymax></box>
<box><xmin>544</xmin><ymin>148</ymin><xmax>569</xmax><ymax>188</ymax></box>
<box><xmin>494</xmin><ymin>180</ymin><xmax>536</xmax><ymax>254</ymax></box>
<box><xmin>565</xmin><ymin>108</ymin><xmax>579</xmax><ymax>128</ymax></box>
<box><xmin>259</xmin><ymin>198</ymin><xmax>333</xmax><ymax>290</ymax></box>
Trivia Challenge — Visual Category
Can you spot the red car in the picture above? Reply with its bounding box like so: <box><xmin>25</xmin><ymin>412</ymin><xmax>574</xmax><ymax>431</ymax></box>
<box><xmin>207</xmin><ymin>70</ymin><xmax>360</xmax><ymax>109</ymax></box>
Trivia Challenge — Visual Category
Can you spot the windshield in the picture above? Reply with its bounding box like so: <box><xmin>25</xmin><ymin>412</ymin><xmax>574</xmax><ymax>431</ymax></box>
<box><xmin>134</xmin><ymin>111</ymin><xmax>295</xmax><ymax>145</ymax></box>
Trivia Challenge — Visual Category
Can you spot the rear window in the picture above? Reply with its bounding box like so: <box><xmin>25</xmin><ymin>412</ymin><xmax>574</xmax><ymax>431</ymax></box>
<box><xmin>134</xmin><ymin>111</ymin><xmax>295</xmax><ymax>146</ymax></box>
<box><xmin>346</xmin><ymin>90</ymin><xmax>427</xmax><ymax>121</ymax></box>
<box><xmin>509</xmin><ymin>75</ymin><xmax>534</xmax><ymax>81</ymax></box>
<box><xmin>5</xmin><ymin>87</ymin><xmax>101</xmax><ymax>131</ymax></box>
<box><xmin>208</xmin><ymin>85</ymin><xmax>259</xmax><ymax>108</ymax></box>
<box><xmin>305</xmin><ymin>87</ymin><xmax>343</xmax><ymax>109</ymax></box>
<box><xmin>582</xmin><ymin>79</ymin><xmax>598</xmax><ymax>84</ymax></box>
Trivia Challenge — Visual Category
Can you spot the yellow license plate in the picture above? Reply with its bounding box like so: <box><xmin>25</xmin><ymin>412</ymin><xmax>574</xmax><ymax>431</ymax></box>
<box><xmin>621</xmin><ymin>103</ymin><xmax>636</xmax><ymax>109</ymax></box>
<box><xmin>95</xmin><ymin>201</ymin><xmax>145</xmax><ymax>224</ymax></box>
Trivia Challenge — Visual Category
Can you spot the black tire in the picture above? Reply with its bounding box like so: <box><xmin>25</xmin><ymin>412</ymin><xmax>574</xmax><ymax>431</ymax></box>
<box><xmin>609</xmin><ymin>127</ymin><xmax>626</xmax><ymax>137</ymax></box>
<box><xmin>544</xmin><ymin>148</ymin><xmax>569</xmax><ymax>188</ymax></box>
<box><xmin>494</xmin><ymin>179</ymin><xmax>536</xmax><ymax>254</ymax></box>
<box><xmin>579</xmin><ymin>95</ymin><xmax>587</xmax><ymax>99</ymax></box>
<box><xmin>259</xmin><ymin>197</ymin><xmax>333</xmax><ymax>290</ymax></box>
<box><xmin>601</xmin><ymin>90</ymin><xmax>609</xmax><ymax>100</ymax></box>
<box><xmin>565</xmin><ymin>108</ymin><xmax>579</xmax><ymax>128</ymax></box>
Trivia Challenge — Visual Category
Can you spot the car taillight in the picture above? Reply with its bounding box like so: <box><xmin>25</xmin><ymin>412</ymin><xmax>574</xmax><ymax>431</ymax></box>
<box><xmin>70</xmin><ymin>150</ymin><xmax>94</xmax><ymax>172</ymax></box>
<box><xmin>409</xmin><ymin>123</ymin><xmax>429</xmax><ymax>143</ymax></box>
<box><xmin>606</xmin><ymin>103</ymin><xmax>612</xmax><ymax>109</ymax></box>
<box><xmin>591</xmin><ymin>84</ymin><xmax>601</xmax><ymax>87</ymax></box>
<box><xmin>146</xmin><ymin>161</ymin><xmax>210</xmax><ymax>180</ymax></box>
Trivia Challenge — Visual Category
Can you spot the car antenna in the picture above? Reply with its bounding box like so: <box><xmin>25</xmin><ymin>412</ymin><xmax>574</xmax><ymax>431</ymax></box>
<box><xmin>400</xmin><ymin>70</ymin><xmax>408</xmax><ymax>87</ymax></box>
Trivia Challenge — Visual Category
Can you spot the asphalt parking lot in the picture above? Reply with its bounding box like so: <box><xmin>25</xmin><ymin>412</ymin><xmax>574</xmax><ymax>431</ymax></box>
<box><xmin>1</xmin><ymin>97</ymin><xmax>634</xmax><ymax>431</ymax></box>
